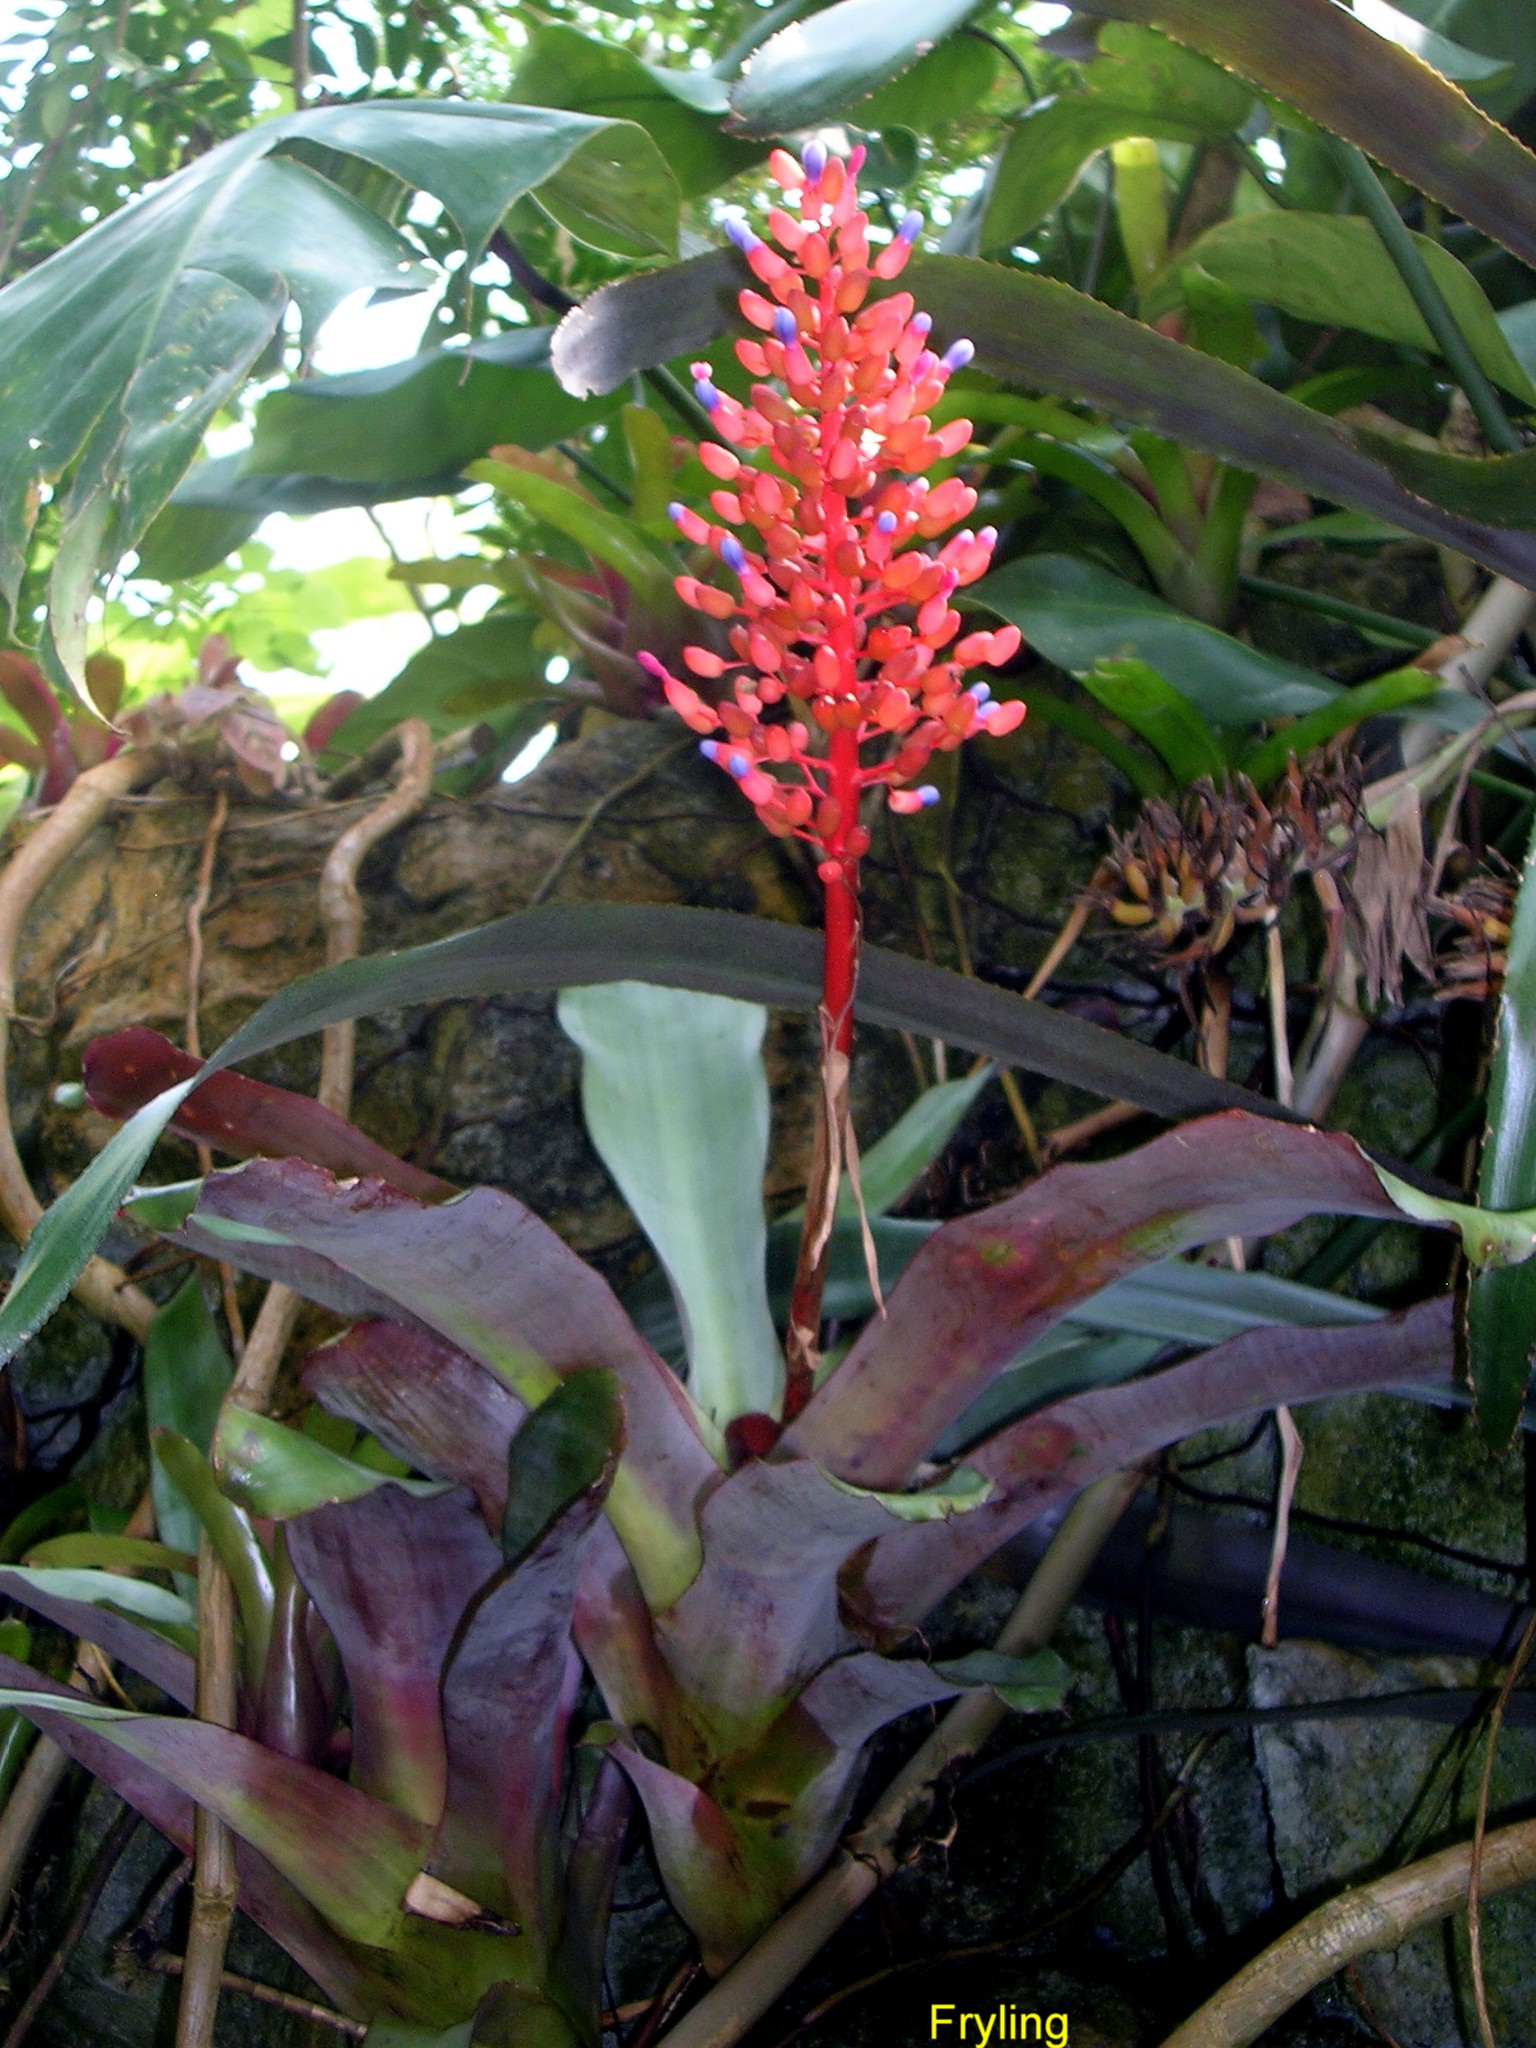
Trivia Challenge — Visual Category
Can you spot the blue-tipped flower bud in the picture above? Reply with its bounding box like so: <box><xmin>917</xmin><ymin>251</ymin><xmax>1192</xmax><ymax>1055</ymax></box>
<box><xmin>968</xmin><ymin>681</ymin><xmax>991</xmax><ymax>703</ymax></box>
<box><xmin>729</xmin><ymin>750</ymin><xmax>750</xmax><ymax>778</ymax></box>
<box><xmin>941</xmin><ymin>338</ymin><xmax>975</xmax><ymax>372</ymax></box>
<box><xmin>668</xmin><ymin>501</ymin><xmax>687</xmax><ymax>527</ymax></box>
<box><xmin>875</xmin><ymin>510</ymin><xmax>898</xmax><ymax>534</ymax></box>
<box><xmin>899</xmin><ymin>209</ymin><xmax>923</xmax><ymax>243</ymax></box>
<box><xmin>700</xmin><ymin>740</ymin><xmax>720</xmax><ymax>762</ymax></box>
<box><xmin>693</xmin><ymin>377</ymin><xmax>721</xmax><ymax>413</ymax></box>
<box><xmin>724</xmin><ymin>215</ymin><xmax>760</xmax><ymax>254</ymax></box>
<box><xmin>802</xmin><ymin>140</ymin><xmax>827</xmax><ymax>180</ymax></box>
<box><xmin>719</xmin><ymin>534</ymin><xmax>747</xmax><ymax>572</ymax></box>
<box><xmin>910</xmin><ymin>312</ymin><xmax>932</xmax><ymax>337</ymax></box>
<box><xmin>978</xmin><ymin>525</ymin><xmax>998</xmax><ymax>546</ymax></box>
<box><xmin>773</xmin><ymin>306</ymin><xmax>798</xmax><ymax>344</ymax></box>
<box><xmin>917</xmin><ymin>784</ymin><xmax>941</xmax><ymax>807</ymax></box>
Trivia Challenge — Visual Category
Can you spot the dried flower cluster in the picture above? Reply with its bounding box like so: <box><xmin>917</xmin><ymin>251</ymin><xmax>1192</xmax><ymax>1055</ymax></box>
<box><xmin>639</xmin><ymin>142</ymin><xmax>1024</xmax><ymax>901</ymax></box>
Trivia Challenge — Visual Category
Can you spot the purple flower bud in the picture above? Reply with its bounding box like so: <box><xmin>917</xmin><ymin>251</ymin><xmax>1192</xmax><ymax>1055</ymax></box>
<box><xmin>668</xmin><ymin>501</ymin><xmax>687</xmax><ymax>526</ymax></box>
<box><xmin>899</xmin><ymin>210</ymin><xmax>923</xmax><ymax>243</ymax></box>
<box><xmin>700</xmin><ymin>740</ymin><xmax>719</xmax><ymax>761</ymax></box>
<box><xmin>693</xmin><ymin>377</ymin><xmax>721</xmax><ymax>413</ymax></box>
<box><xmin>724</xmin><ymin>216</ymin><xmax>760</xmax><ymax>254</ymax></box>
<box><xmin>875</xmin><ymin>510</ymin><xmax>898</xmax><ymax>534</ymax></box>
<box><xmin>773</xmin><ymin>306</ymin><xmax>798</xmax><ymax>344</ymax></box>
<box><xmin>917</xmin><ymin>784</ymin><xmax>941</xmax><ymax>807</ymax></box>
<box><xmin>968</xmin><ymin>681</ymin><xmax>991</xmax><ymax>703</ymax></box>
<box><xmin>802</xmin><ymin>140</ymin><xmax>827</xmax><ymax>180</ymax></box>
<box><xmin>719</xmin><ymin>534</ymin><xmax>747</xmax><ymax>573</ymax></box>
<box><xmin>941</xmin><ymin>338</ymin><xmax>975</xmax><ymax>372</ymax></box>
<box><xmin>729</xmin><ymin>750</ymin><xmax>750</xmax><ymax>778</ymax></box>
<box><xmin>978</xmin><ymin>526</ymin><xmax>998</xmax><ymax>546</ymax></box>
<box><xmin>909</xmin><ymin>312</ymin><xmax>932</xmax><ymax>339</ymax></box>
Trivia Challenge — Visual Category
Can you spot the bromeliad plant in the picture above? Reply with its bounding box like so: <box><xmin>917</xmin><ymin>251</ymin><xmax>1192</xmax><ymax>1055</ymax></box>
<box><xmin>9</xmin><ymin>153</ymin><xmax>1536</xmax><ymax>2042</ymax></box>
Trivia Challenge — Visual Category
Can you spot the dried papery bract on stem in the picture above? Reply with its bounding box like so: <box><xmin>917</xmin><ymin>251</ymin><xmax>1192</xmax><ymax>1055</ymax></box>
<box><xmin>640</xmin><ymin>143</ymin><xmax>1024</xmax><ymax>1430</ymax></box>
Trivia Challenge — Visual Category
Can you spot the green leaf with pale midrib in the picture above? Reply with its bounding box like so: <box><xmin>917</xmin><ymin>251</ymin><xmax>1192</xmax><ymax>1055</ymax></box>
<box><xmin>727</xmin><ymin>0</ymin><xmax>988</xmax><ymax>135</ymax></box>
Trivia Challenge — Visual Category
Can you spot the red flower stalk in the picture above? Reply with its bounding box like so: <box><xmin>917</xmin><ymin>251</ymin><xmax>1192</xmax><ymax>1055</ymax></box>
<box><xmin>639</xmin><ymin>142</ymin><xmax>1025</xmax><ymax>1428</ymax></box>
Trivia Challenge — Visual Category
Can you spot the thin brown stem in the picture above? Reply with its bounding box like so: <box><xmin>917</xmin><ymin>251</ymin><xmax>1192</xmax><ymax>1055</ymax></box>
<box><xmin>1260</xmin><ymin>1407</ymin><xmax>1304</xmax><ymax>1649</ymax></box>
<box><xmin>655</xmin><ymin>1470</ymin><xmax>1144</xmax><ymax>2048</ymax></box>
<box><xmin>184</xmin><ymin>789</ymin><xmax>244</xmax><ymax>1351</ymax></box>
<box><xmin>1</xmin><ymin>1803</ymin><xmax>137</xmax><ymax>2048</ymax></box>
<box><xmin>1468</xmin><ymin>1609</ymin><xmax>1536</xmax><ymax>2048</ymax></box>
<box><xmin>0</xmin><ymin>749</ymin><xmax>166</xmax><ymax>1338</ymax></box>
<box><xmin>1024</xmin><ymin>897</ymin><xmax>1091</xmax><ymax>1001</ymax></box>
<box><xmin>1041</xmin><ymin>1099</ymin><xmax>1146</xmax><ymax>1164</ymax></box>
<box><xmin>1159</xmin><ymin>1817</ymin><xmax>1536</xmax><ymax>2047</ymax></box>
<box><xmin>176</xmin><ymin>1529</ymin><xmax>240</xmax><ymax>2048</ymax></box>
<box><xmin>1265</xmin><ymin>919</ymin><xmax>1293</xmax><ymax>1111</ymax></box>
<box><xmin>146</xmin><ymin>1951</ymin><xmax>365</xmax><ymax>2037</ymax></box>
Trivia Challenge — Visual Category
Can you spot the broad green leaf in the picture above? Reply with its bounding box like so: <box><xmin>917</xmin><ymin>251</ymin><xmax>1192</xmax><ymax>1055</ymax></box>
<box><xmin>513</xmin><ymin>24</ymin><xmax>761</xmax><ymax>198</ymax></box>
<box><xmin>23</xmin><ymin>1534</ymin><xmax>197</xmax><ymax>1577</ymax></box>
<box><xmin>553</xmin><ymin>253</ymin><xmax>1536</xmax><ymax>587</ymax></box>
<box><xmin>727</xmin><ymin>0</ymin><xmax>987</xmax><ymax>136</ymax></box>
<box><xmin>932</xmin><ymin>1646</ymin><xmax>1073</xmax><ymax>1712</ymax></box>
<box><xmin>1078</xmin><ymin>657</ymin><xmax>1230</xmax><ymax>783</ymax></box>
<box><xmin>973</xmin><ymin>554</ymin><xmax>1334</xmax><ymax>726</ymax></box>
<box><xmin>1239</xmin><ymin>666</ymin><xmax>1439</xmax><ymax>787</ymax></box>
<box><xmin>1149</xmin><ymin>213</ymin><xmax>1536</xmax><ymax>404</ymax></box>
<box><xmin>980</xmin><ymin>23</ymin><xmax>1254</xmax><ymax>250</ymax></box>
<box><xmin>152</xmin><ymin>1427</ymin><xmax>273</xmax><ymax>1692</ymax></box>
<box><xmin>467</xmin><ymin>457</ymin><xmax>684</xmax><ymax>626</ymax></box>
<box><xmin>323</xmin><ymin>612</ymin><xmax>550</xmax><ymax>763</ymax></box>
<box><xmin>1499</xmin><ymin>300</ymin><xmax>1536</xmax><ymax>390</ymax></box>
<box><xmin>1468</xmin><ymin>815</ymin><xmax>1536</xmax><ymax>1446</ymax></box>
<box><xmin>143</xmin><ymin>1278</ymin><xmax>232</xmax><ymax>1569</ymax></box>
<box><xmin>0</xmin><ymin>101</ymin><xmax>679</xmax><ymax>682</ymax></box>
<box><xmin>213</xmin><ymin>1406</ymin><xmax>449</xmax><ymax>1519</ymax></box>
<box><xmin>1008</xmin><ymin>689</ymin><xmax>1169</xmax><ymax>798</ymax></box>
<box><xmin>244</xmin><ymin>327</ymin><xmax>620</xmax><ymax>490</ymax></box>
<box><xmin>366</xmin><ymin>2025</ymin><xmax>475</xmax><ymax>2048</ymax></box>
<box><xmin>1077</xmin><ymin>0</ymin><xmax>1536</xmax><ymax>273</ymax></box>
<box><xmin>850</xmin><ymin>29</ymin><xmax>1000</xmax><ymax>133</ymax></box>
<box><xmin>0</xmin><ymin>1685</ymin><xmax>428</xmax><ymax>1947</ymax></box>
<box><xmin>557</xmin><ymin>982</ymin><xmax>783</xmax><ymax>1426</ymax></box>
<box><xmin>1350</xmin><ymin>0</ymin><xmax>1513</xmax><ymax>87</ymax></box>
<box><xmin>0</xmin><ymin>901</ymin><xmax>1435</xmax><ymax>1370</ymax></box>
<box><xmin>501</xmin><ymin>1367</ymin><xmax>625</xmax><ymax>1568</ymax></box>
<box><xmin>1382</xmin><ymin>0</ymin><xmax>1536</xmax><ymax>119</ymax></box>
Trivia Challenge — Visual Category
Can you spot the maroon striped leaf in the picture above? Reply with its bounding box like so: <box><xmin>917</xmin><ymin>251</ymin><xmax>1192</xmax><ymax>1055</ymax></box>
<box><xmin>84</xmin><ymin>1026</ymin><xmax>453</xmax><ymax>1201</ymax></box>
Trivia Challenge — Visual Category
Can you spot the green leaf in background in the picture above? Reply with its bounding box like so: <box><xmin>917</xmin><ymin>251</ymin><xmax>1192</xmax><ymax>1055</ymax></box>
<box><xmin>1350</xmin><ymin>0</ymin><xmax>1514</xmax><ymax>88</ymax></box>
<box><xmin>1149</xmin><ymin>212</ymin><xmax>1536</xmax><ymax>404</ymax></box>
<box><xmin>513</xmin><ymin>24</ymin><xmax>762</xmax><ymax>197</ymax></box>
<box><xmin>849</xmin><ymin>29</ymin><xmax>999</xmax><ymax>134</ymax></box>
<box><xmin>152</xmin><ymin>1427</ymin><xmax>273</xmax><ymax>1689</ymax></box>
<box><xmin>1007</xmin><ymin>689</ymin><xmax>1168</xmax><ymax>798</ymax></box>
<box><xmin>365</xmin><ymin>2021</ymin><xmax>475</xmax><ymax>2047</ymax></box>
<box><xmin>849</xmin><ymin>1067</ymin><xmax>995</xmax><ymax>1217</ymax></box>
<box><xmin>1073</xmin><ymin>0</ymin><xmax>1536</xmax><ymax>273</ymax></box>
<box><xmin>1468</xmin><ymin>815</ymin><xmax>1536</xmax><ymax>1447</ymax></box>
<box><xmin>0</xmin><ymin>1566</ymin><xmax>194</xmax><ymax>1636</ymax></box>
<box><xmin>143</xmin><ymin>1279</ymin><xmax>233</xmax><ymax>1569</ymax></box>
<box><xmin>500</xmin><ymin>1367</ymin><xmax>624</xmax><ymax>1568</ymax></box>
<box><xmin>324</xmin><ymin>612</ymin><xmax>550</xmax><ymax>763</ymax></box>
<box><xmin>980</xmin><ymin>23</ymin><xmax>1254</xmax><ymax>251</ymax></box>
<box><xmin>0</xmin><ymin>100</ymin><xmax>679</xmax><ymax>684</ymax></box>
<box><xmin>213</xmin><ymin>1406</ymin><xmax>448</xmax><ymax>1519</ymax></box>
<box><xmin>727</xmin><ymin>0</ymin><xmax>987</xmax><ymax>136</ymax></box>
<box><xmin>1349</xmin><ymin>434</ymin><xmax>1536</xmax><ymax>533</ymax></box>
<box><xmin>1500</xmin><ymin>300</ymin><xmax>1536</xmax><ymax>391</ymax></box>
<box><xmin>244</xmin><ymin>328</ymin><xmax>622</xmax><ymax>490</ymax></box>
<box><xmin>467</xmin><ymin>456</ymin><xmax>683</xmax><ymax>625</ymax></box>
<box><xmin>972</xmin><ymin>554</ymin><xmax>1334</xmax><ymax>726</ymax></box>
<box><xmin>1239</xmin><ymin>666</ymin><xmax>1439</xmax><ymax>787</ymax></box>
<box><xmin>23</xmin><ymin>1533</ymin><xmax>198</xmax><ymax>1577</ymax></box>
<box><xmin>1078</xmin><ymin>656</ymin><xmax>1230</xmax><ymax>783</ymax></box>
<box><xmin>557</xmin><ymin>982</ymin><xmax>784</xmax><ymax>1427</ymax></box>
<box><xmin>932</xmin><ymin>1646</ymin><xmax>1074</xmax><ymax>1713</ymax></box>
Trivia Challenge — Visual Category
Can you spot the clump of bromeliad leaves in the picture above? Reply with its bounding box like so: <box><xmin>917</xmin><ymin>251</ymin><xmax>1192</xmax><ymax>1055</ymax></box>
<box><xmin>0</xmin><ymin>148</ymin><xmax>1533</xmax><ymax>2048</ymax></box>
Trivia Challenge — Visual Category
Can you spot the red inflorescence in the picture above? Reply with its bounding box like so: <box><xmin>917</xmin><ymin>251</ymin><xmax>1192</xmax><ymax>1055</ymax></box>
<box><xmin>638</xmin><ymin>143</ymin><xmax>1025</xmax><ymax>892</ymax></box>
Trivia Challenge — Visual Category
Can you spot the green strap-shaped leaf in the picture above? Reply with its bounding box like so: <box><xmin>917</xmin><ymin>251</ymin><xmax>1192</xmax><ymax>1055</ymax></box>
<box><xmin>467</xmin><ymin>458</ymin><xmax>684</xmax><ymax>627</ymax></box>
<box><xmin>501</xmin><ymin>1368</ymin><xmax>625</xmax><ymax>1568</ymax></box>
<box><xmin>1078</xmin><ymin>658</ymin><xmax>1230</xmax><ymax>784</ymax></box>
<box><xmin>931</xmin><ymin>1647</ymin><xmax>1074</xmax><ymax>1713</ymax></box>
<box><xmin>1239</xmin><ymin>667</ymin><xmax>1439</xmax><ymax>788</ymax></box>
<box><xmin>1073</xmin><ymin>0</ymin><xmax>1536</xmax><ymax>272</ymax></box>
<box><xmin>152</xmin><ymin>1428</ymin><xmax>273</xmax><ymax>1693</ymax></box>
<box><xmin>23</xmin><ymin>1534</ymin><xmax>197</xmax><ymax>1577</ymax></box>
<box><xmin>552</xmin><ymin>254</ymin><xmax>1536</xmax><ymax>585</ymax></box>
<box><xmin>1468</xmin><ymin>816</ymin><xmax>1536</xmax><ymax>1447</ymax></box>
<box><xmin>727</xmin><ymin>0</ymin><xmax>987</xmax><ymax>135</ymax></box>
<box><xmin>0</xmin><ymin>901</ymin><xmax>1457</xmax><ymax>1372</ymax></box>
<box><xmin>557</xmin><ymin>982</ymin><xmax>784</xmax><ymax>1426</ymax></box>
